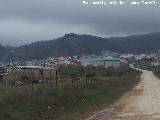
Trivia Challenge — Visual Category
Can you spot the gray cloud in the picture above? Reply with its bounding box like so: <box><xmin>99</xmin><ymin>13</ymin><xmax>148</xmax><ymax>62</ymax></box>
<box><xmin>0</xmin><ymin>0</ymin><xmax>160</xmax><ymax>46</ymax></box>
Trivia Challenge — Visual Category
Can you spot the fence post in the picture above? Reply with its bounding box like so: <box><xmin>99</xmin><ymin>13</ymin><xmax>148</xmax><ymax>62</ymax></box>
<box><xmin>86</xmin><ymin>76</ymin><xmax>87</xmax><ymax>84</ymax></box>
<box><xmin>91</xmin><ymin>77</ymin><xmax>93</xmax><ymax>84</ymax></box>
<box><xmin>42</xmin><ymin>71</ymin><xmax>44</xmax><ymax>89</ymax></box>
<box><xmin>32</xmin><ymin>81</ymin><xmax>34</xmax><ymax>95</ymax></box>
<box><xmin>71</xmin><ymin>75</ymin><xmax>74</xmax><ymax>85</ymax></box>
<box><xmin>56</xmin><ymin>70</ymin><xmax>58</xmax><ymax>88</ymax></box>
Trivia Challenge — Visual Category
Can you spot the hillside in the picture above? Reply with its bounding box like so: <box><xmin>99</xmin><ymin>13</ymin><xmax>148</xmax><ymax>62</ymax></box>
<box><xmin>0</xmin><ymin>32</ymin><xmax>160</xmax><ymax>61</ymax></box>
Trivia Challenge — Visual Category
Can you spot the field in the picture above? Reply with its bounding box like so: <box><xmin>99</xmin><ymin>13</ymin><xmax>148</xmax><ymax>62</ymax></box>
<box><xmin>0</xmin><ymin>64</ymin><xmax>141</xmax><ymax>120</ymax></box>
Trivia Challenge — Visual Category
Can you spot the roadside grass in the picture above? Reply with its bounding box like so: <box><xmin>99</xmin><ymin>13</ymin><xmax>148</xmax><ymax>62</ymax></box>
<box><xmin>146</xmin><ymin>66</ymin><xmax>160</xmax><ymax>78</ymax></box>
<box><xmin>0</xmin><ymin>71</ymin><xmax>141</xmax><ymax>120</ymax></box>
<box><xmin>134</xmin><ymin>62</ymin><xmax>160</xmax><ymax>78</ymax></box>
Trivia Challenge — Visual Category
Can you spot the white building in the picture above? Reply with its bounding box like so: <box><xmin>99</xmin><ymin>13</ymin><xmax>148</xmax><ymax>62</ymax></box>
<box><xmin>80</xmin><ymin>56</ymin><xmax>120</xmax><ymax>68</ymax></box>
<box><xmin>120</xmin><ymin>54</ymin><xmax>134</xmax><ymax>59</ymax></box>
<box><xmin>3</xmin><ymin>65</ymin><xmax>57</xmax><ymax>83</ymax></box>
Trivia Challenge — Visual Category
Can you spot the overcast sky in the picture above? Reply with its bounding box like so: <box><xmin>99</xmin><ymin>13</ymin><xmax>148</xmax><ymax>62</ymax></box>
<box><xmin>0</xmin><ymin>0</ymin><xmax>160</xmax><ymax>46</ymax></box>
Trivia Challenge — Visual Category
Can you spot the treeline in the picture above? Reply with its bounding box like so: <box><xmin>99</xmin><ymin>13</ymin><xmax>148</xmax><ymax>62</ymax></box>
<box><xmin>58</xmin><ymin>64</ymin><xmax>140</xmax><ymax>78</ymax></box>
<box><xmin>0</xmin><ymin>67</ymin><xmax>5</xmax><ymax>74</ymax></box>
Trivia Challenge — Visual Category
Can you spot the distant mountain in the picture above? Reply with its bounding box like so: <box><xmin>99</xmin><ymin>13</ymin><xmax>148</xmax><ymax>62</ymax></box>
<box><xmin>0</xmin><ymin>32</ymin><xmax>160</xmax><ymax>62</ymax></box>
<box><xmin>0</xmin><ymin>44</ymin><xmax>13</xmax><ymax>60</ymax></box>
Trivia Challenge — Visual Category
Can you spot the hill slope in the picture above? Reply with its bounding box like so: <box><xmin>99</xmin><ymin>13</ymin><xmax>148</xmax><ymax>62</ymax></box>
<box><xmin>0</xmin><ymin>32</ymin><xmax>160</xmax><ymax>61</ymax></box>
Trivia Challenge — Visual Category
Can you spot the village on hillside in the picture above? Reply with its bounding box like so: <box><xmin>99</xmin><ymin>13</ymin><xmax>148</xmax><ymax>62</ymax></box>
<box><xmin>0</xmin><ymin>50</ymin><xmax>160</xmax><ymax>84</ymax></box>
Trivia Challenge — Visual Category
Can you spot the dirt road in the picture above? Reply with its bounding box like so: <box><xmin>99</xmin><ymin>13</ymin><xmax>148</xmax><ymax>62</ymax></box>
<box><xmin>86</xmin><ymin>68</ymin><xmax>160</xmax><ymax>120</ymax></box>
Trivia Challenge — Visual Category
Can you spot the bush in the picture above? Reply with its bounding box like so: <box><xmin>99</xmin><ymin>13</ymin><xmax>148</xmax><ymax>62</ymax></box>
<box><xmin>58</xmin><ymin>63</ymin><xmax>136</xmax><ymax>78</ymax></box>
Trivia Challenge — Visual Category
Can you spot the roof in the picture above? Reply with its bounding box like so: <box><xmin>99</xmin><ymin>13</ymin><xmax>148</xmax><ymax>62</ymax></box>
<box><xmin>15</xmin><ymin>66</ymin><xmax>56</xmax><ymax>70</ymax></box>
<box><xmin>80</xmin><ymin>56</ymin><xmax>120</xmax><ymax>61</ymax></box>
